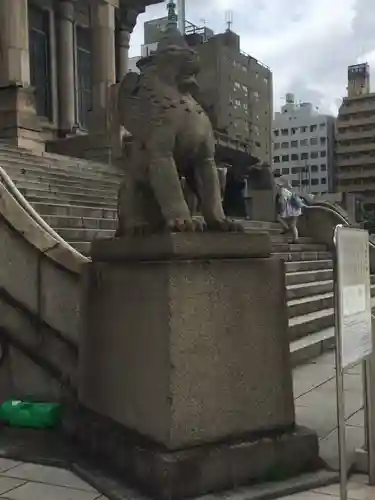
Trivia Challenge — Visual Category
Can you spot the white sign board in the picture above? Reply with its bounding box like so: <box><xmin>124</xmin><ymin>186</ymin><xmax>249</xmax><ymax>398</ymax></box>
<box><xmin>335</xmin><ymin>226</ymin><xmax>373</xmax><ymax>369</ymax></box>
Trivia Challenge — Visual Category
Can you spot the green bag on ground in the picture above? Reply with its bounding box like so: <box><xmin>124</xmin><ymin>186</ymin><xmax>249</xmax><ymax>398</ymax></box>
<box><xmin>0</xmin><ymin>400</ymin><xmax>62</xmax><ymax>429</ymax></box>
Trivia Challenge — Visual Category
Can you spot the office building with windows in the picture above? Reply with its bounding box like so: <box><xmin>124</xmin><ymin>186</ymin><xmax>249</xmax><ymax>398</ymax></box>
<box><xmin>141</xmin><ymin>18</ymin><xmax>273</xmax><ymax>164</ymax></box>
<box><xmin>336</xmin><ymin>63</ymin><xmax>375</xmax><ymax>210</ymax></box>
<box><xmin>0</xmin><ymin>0</ymin><xmax>161</xmax><ymax>152</ymax></box>
<box><xmin>272</xmin><ymin>94</ymin><xmax>335</xmax><ymax>194</ymax></box>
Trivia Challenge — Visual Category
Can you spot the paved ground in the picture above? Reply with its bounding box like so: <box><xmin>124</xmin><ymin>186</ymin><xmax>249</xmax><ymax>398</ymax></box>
<box><xmin>0</xmin><ymin>350</ymin><xmax>366</xmax><ymax>499</ymax></box>
<box><xmin>285</xmin><ymin>474</ymin><xmax>375</xmax><ymax>498</ymax></box>
<box><xmin>294</xmin><ymin>351</ymin><xmax>364</xmax><ymax>469</ymax></box>
<box><xmin>0</xmin><ymin>459</ymin><xmax>106</xmax><ymax>499</ymax></box>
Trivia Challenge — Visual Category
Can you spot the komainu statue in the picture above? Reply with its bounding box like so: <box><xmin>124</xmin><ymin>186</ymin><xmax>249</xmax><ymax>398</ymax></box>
<box><xmin>114</xmin><ymin>13</ymin><xmax>242</xmax><ymax>235</ymax></box>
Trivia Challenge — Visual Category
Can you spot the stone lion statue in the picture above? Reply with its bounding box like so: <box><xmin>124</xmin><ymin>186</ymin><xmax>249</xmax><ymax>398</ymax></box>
<box><xmin>114</xmin><ymin>20</ymin><xmax>241</xmax><ymax>235</ymax></box>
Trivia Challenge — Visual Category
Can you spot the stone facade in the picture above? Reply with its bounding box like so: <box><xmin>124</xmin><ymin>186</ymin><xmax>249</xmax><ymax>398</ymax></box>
<box><xmin>0</xmin><ymin>0</ymin><xmax>162</xmax><ymax>151</ymax></box>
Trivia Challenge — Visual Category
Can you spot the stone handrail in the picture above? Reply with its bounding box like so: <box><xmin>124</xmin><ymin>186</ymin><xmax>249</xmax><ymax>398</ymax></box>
<box><xmin>0</xmin><ymin>165</ymin><xmax>88</xmax><ymax>274</ymax></box>
<box><xmin>299</xmin><ymin>200</ymin><xmax>375</xmax><ymax>272</ymax></box>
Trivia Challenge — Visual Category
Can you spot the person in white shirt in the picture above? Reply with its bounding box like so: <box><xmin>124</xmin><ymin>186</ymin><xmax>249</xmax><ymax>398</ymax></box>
<box><xmin>275</xmin><ymin>176</ymin><xmax>303</xmax><ymax>243</ymax></box>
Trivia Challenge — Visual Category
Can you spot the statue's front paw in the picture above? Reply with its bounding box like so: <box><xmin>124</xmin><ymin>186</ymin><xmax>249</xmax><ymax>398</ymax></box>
<box><xmin>206</xmin><ymin>218</ymin><xmax>244</xmax><ymax>232</ymax></box>
<box><xmin>166</xmin><ymin>217</ymin><xmax>195</xmax><ymax>232</ymax></box>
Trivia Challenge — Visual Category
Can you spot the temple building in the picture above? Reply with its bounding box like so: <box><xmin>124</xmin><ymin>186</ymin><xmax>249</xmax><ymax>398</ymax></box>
<box><xmin>0</xmin><ymin>0</ymin><xmax>162</xmax><ymax>153</ymax></box>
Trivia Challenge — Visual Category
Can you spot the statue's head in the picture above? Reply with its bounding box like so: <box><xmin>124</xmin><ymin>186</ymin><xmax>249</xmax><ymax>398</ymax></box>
<box><xmin>138</xmin><ymin>20</ymin><xmax>200</xmax><ymax>93</ymax></box>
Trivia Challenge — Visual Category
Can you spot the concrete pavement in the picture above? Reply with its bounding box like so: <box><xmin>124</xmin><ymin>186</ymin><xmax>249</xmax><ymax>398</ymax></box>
<box><xmin>294</xmin><ymin>351</ymin><xmax>364</xmax><ymax>470</ymax></box>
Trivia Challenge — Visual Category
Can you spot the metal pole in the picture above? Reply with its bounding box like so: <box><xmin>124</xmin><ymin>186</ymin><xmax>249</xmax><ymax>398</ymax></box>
<box><xmin>333</xmin><ymin>242</ymin><xmax>348</xmax><ymax>500</ymax></box>
<box><xmin>364</xmin><ymin>327</ymin><xmax>375</xmax><ymax>484</ymax></box>
<box><xmin>177</xmin><ymin>0</ymin><xmax>185</xmax><ymax>34</ymax></box>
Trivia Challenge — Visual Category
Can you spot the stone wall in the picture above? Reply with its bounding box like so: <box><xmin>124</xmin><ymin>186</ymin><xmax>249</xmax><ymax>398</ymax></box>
<box><xmin>0</xmin><ymin>169</ymin><xmax>87</xmax><ymax>401</ymax></box>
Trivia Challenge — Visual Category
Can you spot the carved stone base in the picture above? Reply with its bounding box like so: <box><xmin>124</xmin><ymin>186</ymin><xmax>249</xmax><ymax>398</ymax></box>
<box><xmin>64</xmin><ymin>405</ymin><xmax>320</xmax><ymax>500</ymax></box>
<box><xmin>78</xmin><ymin>233</ymin><xmax>320</xmax><ymax>498</ymax></box>
<box><xmin>0</xmin><ymin>85</ymin><xmax>44</xmax><ymax>152</ymax></box>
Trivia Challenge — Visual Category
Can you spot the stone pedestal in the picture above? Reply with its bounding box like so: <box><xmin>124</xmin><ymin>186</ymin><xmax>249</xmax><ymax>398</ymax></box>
<box><xmin>251</xmin><ymin>189</ymin><xmax>277</xmax><ymax>222</ymax></box>
<box><xmin>78</xmin><ymin>233</ymin><xmax>319</xmax><ymax>498</ymax></box>
<box><xmin>0</xmin><ymin>85</ymin><xmax>43</xmax><ymax>152</ymax></box>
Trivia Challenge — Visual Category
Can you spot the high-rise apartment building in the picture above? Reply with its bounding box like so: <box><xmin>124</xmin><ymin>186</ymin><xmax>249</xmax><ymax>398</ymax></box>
<box><xmin>336</xmin><ymin>63</ymin><xmax>375</xmax><ymax>209</ymax></box>
<box><xmin>141</xmin><ymin>18</ymin><xmax>273</xmax><ymax>164</ymax></box>
<box><xmin>272</xmin><ymin>94</ymin><xmax>335</xmax><ymax>194</ymax></box>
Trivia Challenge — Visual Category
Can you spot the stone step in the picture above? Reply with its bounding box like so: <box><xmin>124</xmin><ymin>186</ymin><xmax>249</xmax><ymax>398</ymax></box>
<box><xmin>16</xmin><ymin>179</ymin><xmax>118</xmax><ymax>198</ymax></box>
<box><xmin>289</xmin><ymin>308</ymin><xmax>334</xmax><ymax>342</ymax></box>
<box><xmin>272</xmin><ymin>242</ymin><xmax>327</xmax><ymax>252</ymax></box>
<box><xmin>43</xmin><ymin>215</ymin><xmax>117</xmax><ymax>230</ymax></box>
<box><xmin>288</xmin><ymin>293</ymin><xmax>333</xmax><ymax>318</ymax></box>
<box><xmin>290</xmin><ymin>327</ymin><xmax>335</xmax><ymax>368</ymax></box>
<box><xmin>270</xmin><ymin>235</ymin><xmax>314</xmax><ymax>244</ymax></box>
<box><xmin>286</xmin><ymin>269</ymin><xmax>333</xmax><ymax>286</ymax></box>
<box><xmin>0</xmin><ymin>158</ymin><xmax>123</xmax><ymax>183</ymax></box>
<box><xmin>26</xmin><ymin>193</ymin><xmax>117</xmax><ymax>208</ymax></box>
<box><xmin>7</xmin><ymin>168</ymin><xmax>122</xmax><ymax>190</ymax></box>
<box><xmin>31</xmin><ymin>202</ymin><xmax>117</xmax><ymax>219</ymax></box>
<box><xmin>274</xmin><ymin>251</ymin><xmax>333</xmax><ymax>262</ymax></box>
<box><xmin>0</xmin><ymin>147</ymin><xmax>123</xmax><ymax>177</ymax></box>
<box><xmin>291</xmin><ymin>298</ymin><xmax>375</xmax><ymax>366</ymax></box>
<box><xmin>285</xmin><ymin>260</ymin><xmax>333</xmax><ymax>273</ymax></box>
<box><xmin>56</xmin><ymin>227</ymin><xmax>114</xmax><ymax>242</ymax></box>
<box><xmin>287</xmin><ymin>280</ymin><xmax>333</xmax><ymax>300</ymax></box>
<box><xmin>236</xmin><ymin>219</ymin><xmax>281</xmax><ymax>231</ymax></box>
<box><xmin>69</xmin><ymin>241</ymin><xmax>92</xmax><ymax>254</ymax></box>
<box><xmin>288</xmin><ymin>284</ymin><xmax>375</xmax><ymax>319</ymax></box>
<box><xmin>288</xmin><ymin>277</ymin><xmax>375</xmax><ymax>301</ymax></box>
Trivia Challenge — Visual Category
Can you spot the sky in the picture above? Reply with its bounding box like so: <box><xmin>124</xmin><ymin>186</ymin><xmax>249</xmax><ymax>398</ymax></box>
<box><xmin>128</xmin><ymin>0</ymin><xmax>375</xmax><ymax>117</ymax></box>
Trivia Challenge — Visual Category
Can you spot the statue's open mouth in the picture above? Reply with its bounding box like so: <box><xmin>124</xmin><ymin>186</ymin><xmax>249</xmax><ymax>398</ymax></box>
<box><xmin>179</xmin><ymin>74</ymin><xmax>199</xmax><ymax>92</ymax></box>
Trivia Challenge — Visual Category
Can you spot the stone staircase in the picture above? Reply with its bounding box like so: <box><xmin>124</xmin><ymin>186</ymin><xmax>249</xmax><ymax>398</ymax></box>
<box><xmin>0</xmin><ymin>144</ymin><xmax>357</xmax><ymax>367</ymax></box>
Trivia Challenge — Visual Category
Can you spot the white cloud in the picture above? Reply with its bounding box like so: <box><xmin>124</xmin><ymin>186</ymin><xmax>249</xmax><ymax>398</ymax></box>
<box><xmin>129</xmin><ymin>0</ymin><xmax>375</xmax><ymax>116</ymax></box>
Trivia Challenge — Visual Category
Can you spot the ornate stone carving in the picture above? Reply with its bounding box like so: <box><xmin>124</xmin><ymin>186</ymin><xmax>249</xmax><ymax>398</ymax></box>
<box><xmin>115</xmin><ymin>4</ymin><xmax>242</xmax><ymax>235</ymax></box>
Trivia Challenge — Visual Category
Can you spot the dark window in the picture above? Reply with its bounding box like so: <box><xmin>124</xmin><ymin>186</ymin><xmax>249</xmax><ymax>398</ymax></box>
<box><xmin>301</xmin><ymin>152</ymin><xmax>308</xmax><ymax>160</ymax></box>
<box><xmin>281</xmin><ymin>128</ymin><xmax>289</xmax><ymax>136</ymax></box>
<box><xmin>319</xmin><ymin>122</ymin><xmax>326</xmax><ymax>129</ymax></box>
<box><xmin>300</xmin><ymin>126</ymin><xmax>307</xmax><ymax>133</ymax></box>
<box><xmin>291</xmin><ymin>153</ymin><xmax>299</xmax><ymax>161</ymax></box>
<box><xmin>291</xmin><ymin>127</ymin><xmax>298</xmax><ymax>135</ymax></box>
<box><xmin>321</xmin><ymin>178</ymin><xmax>327</xmax><ymax>184</ymax></box>
<box><xmin>311</xmin><ymin>151</ymin><xmax>319</xmax><ymax>159</ymax></box>
<box><xmin>28</xmin><ymin>5</ymin><xmax>52</xmax><ymax>120</ymax></box>
<box><xmin>291</xmin><ymin>167</ymin><xmax>299</xmax><ymax>174</ymax></box>
<box><xmin>310</xmin><ymin>124</ymin><xmax>317</xmax><ymax>132</ymax></box>
<box><xmin>320</xmin><ymin>150</ymin><xmax>327</xmax><ymax>157</ymax></box>
<box><xmin>291</xmin><ymin>140</ymin><xmax>298</xmax><ymax>148</ymax></box>
<box><xmin>274</xmin><ymin>129</ymin><xmax>279</xmax><ymax>136</ymax></box>
<box><xmin>301</xmin><ymin>179</ymin><xmax>309</xmax><ymax>185</ymax></box>
<box><xmin>291</xmin><ymin>180</ymin><xmax>299</xmax><ymax>187</ymax></box>
<box><xmin>282</xmin><ymin>155</ymin><xmax>289</xmax><ymax>162</ymax></box>
<box><xmin>282</xmin><ymin>167</ymin><xmax>289</xmax><ymax>174</ymax></box>
<box><xmin>310</xmin><ymin>137</ymin><xmax>318</xmax><ymax>146</ymax></box>
<box><xmin>311</xmin><ymin>165</ymin><xmax>318</xmax><ymax>172</ymax></box>
<box><xmin>274</xmin><ymin>142</ymin><xmax>280</xmax><ymax>149</ymax></box>
<box><xmin>320</xmin><ymin>164</ymin><xmax>327</xmax><ymax>171</ymax></box>
<box><xmin>320</xmin><ymin>137</ymin><xmax>326</xmax><ymax>145</ymax></box>
<box><xmin>300</xmin><ymin>139</ymin><xmax>308</xmax><ymax>146</ymax></box>
<box><xmin>76</xmin><ymin>26</ymin><xmax>92</xmax><ymax>129</ymax></box>
<box><xmin>274</xmin><ymin>169</ymin><xmax>281</xmax><ymax>175</ymax></box>
<box><xmin>311</xmin><ymin>178</ymin><xmax>319</xmax><ymax>185</ymax></box>
<box><xmin>273</xmin><ymin>156</ymin><xmax>280</xmax><ymax>163</ymax></box>
<box><xmin>281</xmin><ymin>142</ymin><xmax>289</xmax><ymax>148</ymax></box>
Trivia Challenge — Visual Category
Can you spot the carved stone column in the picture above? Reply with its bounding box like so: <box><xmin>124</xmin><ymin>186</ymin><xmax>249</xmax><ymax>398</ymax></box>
<box><xmin>88</xmin><ymin>1</ymin><xmax>116</xmax><ymax>132</ymax></box>
<box><xmin>116</xmin><ymin>8</ymin><xmax>139</xmax><ymax>80</ymax></box>
<box><xmin>0</xmin><ymin>0</ymin><xmax>43</xmax><ymax>151</ymax></box>
<box><xmin>0</xmin><ymin>0</ymin><xmax>30</xmax><ymax>86</ymax></box>
<box><xmin>57</xmin><ymin>0</ymin><xmax>76</xmax><ymax>135</ymax></box>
